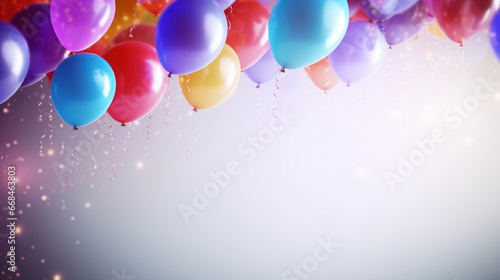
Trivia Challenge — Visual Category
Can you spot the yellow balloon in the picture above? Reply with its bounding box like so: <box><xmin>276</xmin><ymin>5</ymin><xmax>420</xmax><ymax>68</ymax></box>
<box><xmin>179</xmin><ymin>45</ymin><xmax>241</xmax><ymax>110</ymax></box>
<box><xmin>426</xmin><ymin>21</ymin><xmax>446</xmax><ymax>39</ymax></box>
<box><xmin>102</xmin><ymin>0</ymin><xmax>146</xmax><ymax>43</ymax></box>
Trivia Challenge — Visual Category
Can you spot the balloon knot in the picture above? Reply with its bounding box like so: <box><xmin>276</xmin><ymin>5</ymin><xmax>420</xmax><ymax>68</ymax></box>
<box><xmin>389</xmin><ymin>45</ymin><xmax>392</xmax><ymax>49</ymax></box>
<box><xmin>193</xmin><ymin>107</ymin><xmax>198</xmax><ymax>112</ymax></box>
<box><xmin>155</xmin><ymin>14</ymin><xmax>158</xmax><ymax>17</ymax></box>
<box><xmin>256</xmin><ymin>83</ymin><xmax>261</xmax><ymax>89</ymax></box>
<box><xmin>324</xmin><ymin>91</ymin><xmax>327</xmax><ymax>95</ymax></box>
<box><xmin>346</xmin><ymin>83</ymin><xmax>351</xmax><ymax>87</ymax></box>
<box><xmin>73</xmin><ymin>126</ymin><xmax>78</xmax><ymax>131</ymax></box>
<box><xmin>280</xmin><ymin>67</ymin><xmax>285</xmax><ymax>73</ymax></box>
<box><xmin>121</xmin><ymin>122</ymin><xmax>126</xmax><ymax>127</ymax></box>
<box><xmin>460</xmin><ymin>43</ymin><xmax>463</xmax><ymax>47</ymax></box>
<box><xmin>168</xmin><ymin>73</ymin><xmax>172</xmax><ymax>78</ymax></box>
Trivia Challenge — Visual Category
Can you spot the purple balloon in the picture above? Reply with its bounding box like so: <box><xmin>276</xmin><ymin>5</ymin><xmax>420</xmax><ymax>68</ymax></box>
<box><xmin>379</xmin><ymin>0</ymin><xmax>429</xmax><ymax>46</ymax></box>
<box><xmin>11</xmin><ymin>4</ymin><xmax>69</xmax><ymax>82</ymax></box>
<box><xmin>22</xmin><ymin>73</ymin><xmax>45</xmax><ymax>88</ymax></box>
<box><xmin>360</xmin><ymin>0</ymin><xmax>418</xmax><ymax>20</ymax></box>
<box><xmin>329</xmin><ymin>21</ymin><xmax>386</xmax><ymax>84</ymax></box>
<box><xmin>155</xmin><ymin>0</ymin><xmax>228</xmax><ymax>75</ymax></box>
<box><xmin>0</xmin><ymin>21</ymin><xmax>29</xmax><ymax>104</ymax></box>
<box><xmin>348</xmin><ymin>0</ymin><xmax>360</xmax><ymax>17</ymax></box>
<box><xmin>50</xmin><ymin>0</ymin><xmax>115</xmax><ymax>52</ymax></box>
<box><xmin>245</xmin><ymin>49</ymin><xmax>282</xmax><ymax>86</ymax></box>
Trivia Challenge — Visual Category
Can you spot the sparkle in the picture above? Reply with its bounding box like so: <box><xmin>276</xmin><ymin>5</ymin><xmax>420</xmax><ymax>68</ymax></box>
<box><xmin>6</xmin><ymin>143</ymin><xmax>10</xmax><ymax>148</ymax></box>
<box><xmin>70</xmin><ymin>216</ymin><xmax>75</xmax><ymax>221</ymax></box>
<box><xmin>3</xmin><ymin>108</ymin><xmax>9</xmax><ymax>113</ymax></box>
<box><xmin>27</xmin><ymin>203</ymin><xmax>31</xmax><ymax>208</ymax></box>
<box><xmin>47</xmin><ymin>149</ymin><xmax>55</xmax><ymax>156</ymax></box>
<box><xmin>54</xmin><ymin>274</ymin><xmax>62</xmax><ymax>280</ymax></box>
<box><xmin>41</xmin><ymin>195</ymin><xmax>48</xmax><ymax>202</ymax></box>
<box><xmin>136</xmin><ymin>162</ymin><xmax>144</xmax><ymax>169</ymax></box>
<box><xmin>15</xmin><ymin>227</ymin><xmax>21</xmax><ymax>234</ymax></box>
<box><xmin>85</xmin><ymin>202</ymin><xmax>91</xmax><ymax>208</ymax></box>
<box><xmin>13</xmin><ymin>140</ymin><xmax>17</xmax><ymax>145</ymax></box>
<box><xmin>41</xmin><ymin>259</ymin><xmax>45</xmax><ymax>264</ymax></box>
<box><xmin>38</xmin><ymin>168</ymin><xmax>43</xmax><ymax>174</ymax></box>
<box><xmin>76</xmin><ymin>240</ymin><xmax>80</xmax><ymax>245</ymax></box>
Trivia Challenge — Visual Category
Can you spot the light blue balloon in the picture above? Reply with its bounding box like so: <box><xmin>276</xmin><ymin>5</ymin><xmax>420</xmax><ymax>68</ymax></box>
<box><xmin>269</xmin><ymin>0</ymin><xmax>349</xmax><ymax>69</ymax></box>
<box><xmin>51</xmin><ymin>53</ymin><xmax>116</xmax><ymax>128</ymax></box>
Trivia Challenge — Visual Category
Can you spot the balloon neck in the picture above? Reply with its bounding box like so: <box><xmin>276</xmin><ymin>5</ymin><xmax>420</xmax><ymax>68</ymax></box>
<box><xmin>193</xmin><ymin>107</ymin><xmax>198</xmax><ymax>112</ymax></box>
<box><xmin>73</xmin><ymin>126</ymin><xmax>78</xmax><ymax>131</ymax></box>
<box><xmin>280</xmin><ymin>67</ymin><xmax>285</xmax><ymax>73</ymax></box>
<box><xmin>121</xmin><ymin>122</ymin><xmax>126</xmax><ymax>127</ymax></box>
<box><xmin>168</xmin><ymin>73</ymin><xmax>172</xmax><ymax>78</ymax></box>
<box><xmin>256</xmin><ymin>83</ymin><xmax>261</xmax><ymax>89</ymax></box>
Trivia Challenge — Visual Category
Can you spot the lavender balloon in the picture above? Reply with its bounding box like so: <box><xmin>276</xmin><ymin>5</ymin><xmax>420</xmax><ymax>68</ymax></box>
<box><xmin>329</xmin><ymin>21</ymin><xmax>386</xmax><ymax>84</ymax></box>
<box><xmin>379</xmin><ymin>0</ymin><xmax>428</xmax><ymax>46</ymax></box>
<box><xmin>51</xmin><ymin>0</ymin><xmax>115</xmax><ymax>52</ymax></box>
<box><xmin>11</xmin><ymin>4</ymin><xmax>69</xmax><ymax>87</ymax></box>
<box><xmin>245</xmin><ymin>49</ymin><xmax>282</xmax><ymax>87</ymax></box>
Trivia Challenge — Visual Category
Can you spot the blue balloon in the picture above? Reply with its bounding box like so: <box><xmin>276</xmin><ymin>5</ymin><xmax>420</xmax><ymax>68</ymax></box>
<box><xmin>490</xmin><ymin>10</ymin><xmax>500</xmax><ymax>62</ymax></box>
<box><xmin>156</xmin><ymin>0</ymin><xmax>228</xmax><ymax>75</ymax></box>
<box><xmin>51</xmin><ymin>53</ymin><xmax>116</xmax><ymax>128</ymax></box>
<box><xmin>0</xmin><ymin>21</ymin><xmax>29</xmax><ymax>104</ymax></box>
<box><xmin>269</xmin><ymin>0</ymin><xmax>349</xmax><ymax>69</ymax></box>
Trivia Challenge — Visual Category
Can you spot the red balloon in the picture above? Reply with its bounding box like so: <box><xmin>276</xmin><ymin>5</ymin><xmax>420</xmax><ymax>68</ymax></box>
<box><xmin>46</xmin><ymin>38</ymin><xmax>109</xmax><ymax>86</ymax></box>
<box><xmin>225</xmin><ymin>0</ymin><xmax>270</xmax><ymax>70</ymax></box>
<box><xmin>112</xmin><ymin>23</ymin><xmax>156</xmax><ymax>47</ymax></box>
<box><xmin>432</xmin><ymin>0</ymin><xmax>500</xmax><ymax>44</ymax></box>
<box><xmin>141</xmin><ymin>0</ymin><xmax>174</xmax><ymax>16</ymax></box>
<box><xmin>350</xmin><ymin>7</ymin><xmax>372</xmax><ymax>22</ymax></box>
<box><xmin>0</xmin><ymin>0</ymin><xmax>49</xmax><ymax>21</ymax></box>
<box><xmin>103</xmin><ymin>41</ymin><xmax>168</xmax><ymax>124</ymax></box>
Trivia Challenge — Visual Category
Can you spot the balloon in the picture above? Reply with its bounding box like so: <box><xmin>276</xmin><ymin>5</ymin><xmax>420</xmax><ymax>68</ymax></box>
<box><xmin>378</xmin><ymin>0</ymin><xmax>429</xmax><ymax>46</ymax></box>
<box><xmin>0</xmin><ymin>21</ymin><xmax>30</xmax><ymax>104</ymax></box>
<box><xmin>216</xmin><ymin>0</ymin><xmax>236</xmax><ymax>10</ymax></box>
<box><xmin>304</xmin><ymin>57</ymin><xmax>340</xmax><ymax>91</ymax></box>
<box><xmin>244</xmin><ymin>49</ymin><xmax>282</xmax><ymax>86</ymax></box>
<box><xmin>112</xmin><ymin>23</ymin><xmax>156</xmax><ymax>47</ymax></box>
<box><xmin>350</xmin><ymin>6</ymin><xmax>372</xmax><ymax>22</ymax></box>
<box><xmin>156</xmin><ymin>0</ymin><xmax>228</xmax><ymax>75</ymax></box>
<box><xmin>50</xmin><ymin>0</ymin><xmax>115</xmax><ymax>52</ymax></box>
<box><xmin>22</xmin><ymin>73</ymin><xmax>46</xmax><ymax>87</ymax></box>
<box><xmin>11</xmin><ymin>4</ymin><xmax>69</xmax><ymax>86</ymax></box>
<box><xmin>0</xmin><ymin>0</ymin><xmax>49</xmax><ymax>22</ymax></box>
<box><xmin>179</xmin><ymin>44</ymin><xmax>240</xmax><ymax>110</ymax></box>
<box><xmin>140</xmin><ymin>0</ymin><xmax>174</xmax><ymax>16</ymax></box>
<box><xmin>51</xmin><ymin>53</ymin><xmax>116</xmax><ymax>128</ymax></box>
<box><xmin>103</xmin><ymin>42</ymin><xmax>168</xmax><ymax>124</ymax></box>
<box><xmin>102</xmin><ymin>0</ymin><xmax>146</xmax><ymax>43</ymax></box>
<box><xmin>225</xmin><ymin>0</ymin><xmax>270</xmax><ymax>70</ymax></box>
<box><xmin>46</xmin><ymin>38</ymin><xmax>109</xmax><ymax>87</ymax></box>
<box><xmin>269</xmin><ymin>0</ymin><xmax>349</xmax><ymax>69</ymax></box>
<box><xmin>424</xmin><ymin>0</ymin><xmax>433</xmax><ymax>16</ymax></box>
<box><xmin>348</xmin><ymin>0</ymin><xmax>360</xmax><ymax>17</ymax></box>
<box><xmin>432</xmin><ymin>0</ymin><xmax>500</xmax><ymax>44</ymax></box>
<box><xmin>329</xmin><ymin>21</ymin><xmax>386</xmax><ymax>84</ymax></box>
<box><xmin>490</xmin><ymin>10</ymin><xmax>500</xmax><ymax>62</ymax></box>
<box><xmin>359</xmin><ymin>0</ymin><xmax>418</xmax><ymax>21</ymax></box>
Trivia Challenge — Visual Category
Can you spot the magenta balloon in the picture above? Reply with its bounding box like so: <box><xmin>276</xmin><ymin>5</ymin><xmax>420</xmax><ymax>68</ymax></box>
<box><xmin>329</xmin><ymin>21</ymin><xmax>386</xmax><ymax>84</ymax></box>
<box><xmin>348</xmin><ymin>0</ymin><xmax>360</xmax><ymax>17</ymax></box>
<box><xmin>379</xmin><ymin>0</ymin><xmax>428</xmax><ymax>46</ymax></box>
<box><xmin>112</xmin><ymin>23</ymin><xmax>156</xmax><ymax>48</ymax></box>
<box><xmin>51</xmin><ymin>0</ymin><xmax>115</xmax><ymax>52</ymax></box>
<box><xmin>244</xmin><ymin>49</ymin><xmax>282</xmax><ymax>86</ymax></box>
<box><xmin>424</xmin><ymin>0</ymin><xmax>433</xmax><ymax>16</ymax></box>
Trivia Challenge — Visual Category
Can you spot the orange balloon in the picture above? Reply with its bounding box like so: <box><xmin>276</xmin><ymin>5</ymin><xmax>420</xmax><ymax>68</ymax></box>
<box><xmin>304</xmin><ymin>57</ymin><xmax>340</xmax><ymax>92</ymax></box>
<box><xmin>103</xmin><ymin>0</ymin><xmax>145</xmax><ymax>43</ymax></box>
<box><xmin>179</xmin><ymin>44</ymin><xmax>241</xmax><ymax>110</ymax></box>
<box><xmin>141</xmin><ymin>0</ymin><xmax>174</xmax><ymax>16</ymax></box>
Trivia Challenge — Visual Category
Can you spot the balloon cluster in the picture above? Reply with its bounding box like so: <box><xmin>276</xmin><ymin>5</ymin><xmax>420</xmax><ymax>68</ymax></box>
<box><xmin>1</xmin><ymin>0</ymin><xmax>500</xmax><ymax>129</ymax></box>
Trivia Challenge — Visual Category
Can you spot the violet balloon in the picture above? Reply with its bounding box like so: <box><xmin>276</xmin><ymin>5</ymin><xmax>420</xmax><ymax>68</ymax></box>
<box><xmin>0</xmin><ymin>21</ymin><xmax>29</xmax><ymax>104</ymax></box>
<box><xmin>155</xmin><ymin>0</ymin><xmax>228</xmax><ymax>75</ymax></box>
<box><xmin>329</xmin><ymin>21</ymin><xmax>386</xmax><ymax>84</ymax></box>
<box><xmin>379</xmin><ymin>0</ymin><xmax>429</xmax><ymax>46</ymax></box>
<box><xmin>244</xmin><ymin>49</ymin><xmax>282</xmax><ymax>86</ymax></box>
<box><xmin>11</xmin><ymin>4</ymin><xmax>69</xmax><ymax>85</ymax></box>
<box><xmin>50</xmin><ymin>0</ymin><xmax>115</xmax><ymax>52</ymax></box>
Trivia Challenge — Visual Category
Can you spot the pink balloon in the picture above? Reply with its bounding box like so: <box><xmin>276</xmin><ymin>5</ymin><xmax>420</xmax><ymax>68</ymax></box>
<box><xmin>112</xmin><ymin>23</ymin><xmax>156</xmax><ymax>48</ymax></box>
<box><xmin>51</xmin><ymin>0</ymin><xmax>116</xmax><ymax>52</ymax></box>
